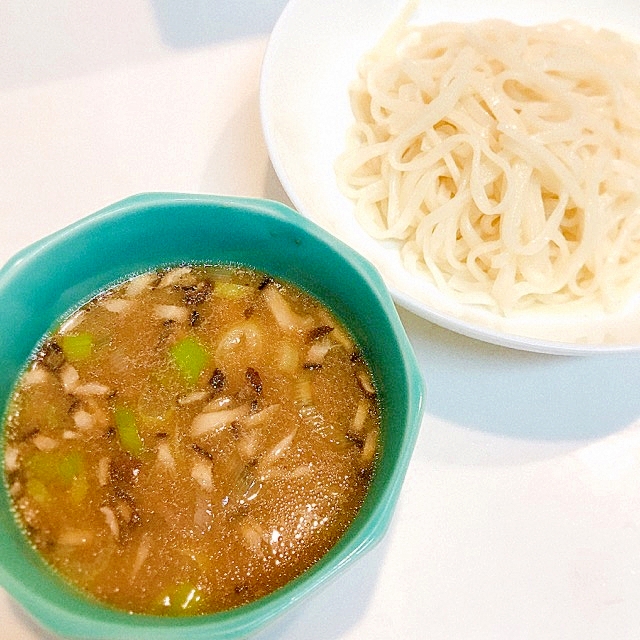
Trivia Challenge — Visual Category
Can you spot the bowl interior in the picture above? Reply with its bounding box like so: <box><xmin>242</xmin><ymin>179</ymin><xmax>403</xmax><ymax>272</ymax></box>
<box><xmin>0</xmin><ymin>193</ymin><xmax>424</xmax><ymax>639</ymax></box>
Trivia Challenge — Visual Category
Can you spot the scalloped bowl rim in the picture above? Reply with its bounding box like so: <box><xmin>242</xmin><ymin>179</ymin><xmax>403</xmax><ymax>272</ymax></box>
<box><xmin>0</xmin><ymin>193</ymin><xmax>424</xmax><ymax>640</ymax></box>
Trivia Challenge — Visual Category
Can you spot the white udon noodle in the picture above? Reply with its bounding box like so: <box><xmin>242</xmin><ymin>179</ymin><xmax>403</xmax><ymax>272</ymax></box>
<box><xmin>335</xmin><ymin>13</ymin><xmax>640</xmax><ymax>316</ymax></box>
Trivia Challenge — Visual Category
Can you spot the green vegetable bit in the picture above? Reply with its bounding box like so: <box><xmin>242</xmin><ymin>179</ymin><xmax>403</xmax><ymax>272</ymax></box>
<box><xmin>57</xmin><ymin>449</ymin><xmax>84</xmax><ymax>483</ymax></box>
<box><xmin>156</xmin><ymin>582</ymin><xmax>204</xmax><ymax>616</ymax></box>
<box><xmin>61</xmin><ymin>332</ymin><xmax>94</xmax><ymax>361</ymax></box>
<box><xmin>114</xmin><ymin>405</ymin><xmax>144</xmax><ymax>456</ymax></box>
<box><xmin>170</xmin><ymin>336</ymin><xmax>209</xmax><ymax>385</ymax></box>
<box><xmin>25</xmin><ymin>478</ymin><xmax>50</xmax><ymax>504</ymax></box>
<box><xmin>214</xmin><ymin>282</ymin><xmax>253</xmax><ymax>299</ymax></box>
<box><xmin>23</xmin><ymin>450</ymin><xmax>86</xmax><ymax>504</ymax></box>
<box><xmin>24</xmin><ymin>449</ymin><xmax>84</xmax><ymax>485</ymax></box>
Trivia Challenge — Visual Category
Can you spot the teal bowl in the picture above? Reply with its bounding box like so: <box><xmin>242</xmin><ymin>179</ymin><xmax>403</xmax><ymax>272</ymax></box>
<box><xmin>0</xmin><ymin>193</ymin><xmax>424</xmax><ymax>639</ymax></box>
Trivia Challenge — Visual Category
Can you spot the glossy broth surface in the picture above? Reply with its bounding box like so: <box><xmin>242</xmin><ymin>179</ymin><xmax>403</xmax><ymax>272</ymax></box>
<box><xmin>3</xmin><ymin>265</ymin><xmax>379</xmax><ymax>615</ymax></box>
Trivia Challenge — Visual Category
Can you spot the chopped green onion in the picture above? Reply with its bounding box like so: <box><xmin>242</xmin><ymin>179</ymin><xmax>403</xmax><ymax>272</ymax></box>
<box><xmin>114</xmin><ymin>405</ymin><xmax>144</xmax><ymax>456</ymax></box>
<box><xmin>25</xmin><ymin>477</ymin><xmax>50</xmax><ymax>504</ymax></box>
<box><xmin>156</xmin><ymin>582</ymin><xmax>204</xmax><ymax>615</ymax></box>
<box><xmin>24</xmin><ymin>451</ymin><xmax>57</xmax><ymax>484</ymax></box>
<box><xmin>69</xmin><ymin>475</ymin><xmax>89</xmax><ymax>505</ymax></box>
<box><xmin>58</xmin><ymin>450</ymin><xmax>84</xmax><ymax>483</ymax></box>
<box><xmin>24</xmin><ymin>450</ymin><xmax>86</xmax><ymax>503</ymax></box>
<box><xmin>170</xmin><ymin>336</ymin><xmax>209</xmax><ymax>386</ymax></box>
<box><xmin>214</xmin><ymin>282</ymin><xmax>253</xmax><ymax>299</ymax></box>
<box><xmin>61</xmin><ymin>333</ymin><xmax>94</xmax><ymax>361</ymax></box>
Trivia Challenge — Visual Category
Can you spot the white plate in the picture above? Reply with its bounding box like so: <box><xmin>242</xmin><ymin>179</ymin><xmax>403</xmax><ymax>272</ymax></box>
<box><xmin>260</xmin><ymin>0</ymin><xmax>640</xmax><ymax>355</ymax></box>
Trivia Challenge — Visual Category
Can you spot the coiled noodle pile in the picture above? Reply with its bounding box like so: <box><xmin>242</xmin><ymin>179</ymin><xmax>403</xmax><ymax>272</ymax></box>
<box><xmin>335</xmin><ymin>13</ymin><xmax>640</xmax><ymax>315</ymax></box>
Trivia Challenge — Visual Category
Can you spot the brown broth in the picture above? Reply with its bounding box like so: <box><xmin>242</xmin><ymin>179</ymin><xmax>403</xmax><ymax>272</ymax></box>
<box><xmin>2</xmin><ymin>265</ymin><xmax>380</xmax><ymax>615</ymax></box>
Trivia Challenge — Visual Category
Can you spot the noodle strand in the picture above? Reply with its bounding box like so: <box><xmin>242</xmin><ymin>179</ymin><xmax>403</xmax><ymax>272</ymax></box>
<box><xmin>335</xmin><ymin>16</ymin><xmax>640</xmax><ymax>315</ymax></box>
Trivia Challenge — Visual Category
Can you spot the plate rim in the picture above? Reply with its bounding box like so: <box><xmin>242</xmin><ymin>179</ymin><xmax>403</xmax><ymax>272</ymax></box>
<box><xmin>260</xmin><ymin>0</ymin><xmax>640</xmax><ymax>355</ymax></box>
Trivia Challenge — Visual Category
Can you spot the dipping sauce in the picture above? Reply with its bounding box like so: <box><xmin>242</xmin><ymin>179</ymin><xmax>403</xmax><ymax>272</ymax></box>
<box><xmin>2</xmin><ymin>265</ymin><xmax>380</xmax><ymax>615</ymax></box>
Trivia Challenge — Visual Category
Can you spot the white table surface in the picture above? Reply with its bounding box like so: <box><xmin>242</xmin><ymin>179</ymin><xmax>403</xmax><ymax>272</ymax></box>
<box><xmin>1</xmin><ymin>2</ymin><xmax>640</xmax><ymax>639</ymax></box>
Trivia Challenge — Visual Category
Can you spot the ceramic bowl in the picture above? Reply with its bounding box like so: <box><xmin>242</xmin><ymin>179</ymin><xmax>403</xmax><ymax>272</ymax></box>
<box><xmin>0</xmin><ymin>193</ymin><xmax>424</xmax><ymax>639</ymax></box>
